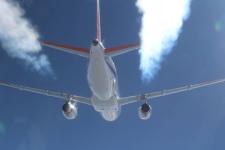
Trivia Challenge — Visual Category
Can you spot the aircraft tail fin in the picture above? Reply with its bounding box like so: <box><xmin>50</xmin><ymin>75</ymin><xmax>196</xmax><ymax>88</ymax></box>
<box><xmin>96</xmin><ymin>0</ymin><xmax>102</xmax><ymax>41</ymax></box>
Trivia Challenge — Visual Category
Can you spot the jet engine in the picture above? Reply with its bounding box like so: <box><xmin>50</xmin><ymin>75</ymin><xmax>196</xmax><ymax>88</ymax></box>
<box><xmin>62</xmin><ymin>101</ymin><xmax>78</xmax><ymax>120</ymax></box>
<box><xmin>138</xmin><ymin>103</ymin><xmax>152</xmax><ymax>120</ymax></box>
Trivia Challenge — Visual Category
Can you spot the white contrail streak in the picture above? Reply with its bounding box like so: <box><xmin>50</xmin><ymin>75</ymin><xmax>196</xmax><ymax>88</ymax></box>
<box><xmin>0</xmin><ymin>0</ymin><xmax>52</xmax><ymax>75</ymax></box>
<box><xmin>136</xmin><ymin>0</ymin><xmax>192</xmax><ymax>81</ymax></box>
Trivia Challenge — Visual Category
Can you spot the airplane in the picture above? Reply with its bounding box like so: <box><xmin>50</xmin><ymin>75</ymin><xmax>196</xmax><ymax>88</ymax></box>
<box><xmin>0</xmin><ymin>0</ymin><xmax>225</xmax><ymax>121</ymax></box>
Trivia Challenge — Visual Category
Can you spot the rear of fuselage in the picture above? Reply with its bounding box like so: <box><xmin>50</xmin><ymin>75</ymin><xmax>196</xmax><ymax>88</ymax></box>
<box><xmin>87</xmin><ymin>42</ymin><xmax>120</xmax><ymax>121</ymax></box>
<box><xmin>86</xmin><ymin>0</ymin><xmax>121</xmax><ymax>121</ymax></box>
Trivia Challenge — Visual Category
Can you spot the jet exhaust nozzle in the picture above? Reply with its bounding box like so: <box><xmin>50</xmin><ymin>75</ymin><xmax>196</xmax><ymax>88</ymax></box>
<box><xmin>92</xmin><ymin>39</ymin><xmax>99</xmax><ymax>46</ymax></box>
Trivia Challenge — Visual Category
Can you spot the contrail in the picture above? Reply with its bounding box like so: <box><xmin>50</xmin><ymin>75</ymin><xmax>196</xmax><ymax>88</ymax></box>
<box><xmin>0</xmin><ymin>0</ymin><xmax>52</xmax><ymax>75</ymax></box>
<box><xmin>136</xmin><ymin>0</ymin><xmax>192</xmax><ymax>81</ymax></box>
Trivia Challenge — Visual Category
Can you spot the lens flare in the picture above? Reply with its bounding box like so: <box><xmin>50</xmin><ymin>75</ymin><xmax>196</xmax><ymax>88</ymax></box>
<box><xmin>214</xmin><ymin>21</ymin><xmax>223</xmax><ymax>32</ymax></box>
<box><xmin>0</xmin><ymin>121</ymin><xmax>6</xmax><ymax>135</ymax></box>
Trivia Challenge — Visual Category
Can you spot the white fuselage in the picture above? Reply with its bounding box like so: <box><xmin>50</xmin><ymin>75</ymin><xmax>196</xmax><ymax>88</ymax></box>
<box><xmin>87</xmin><ymin>42</ymin><xmax>120</xmax><ymax>121</ymax></box>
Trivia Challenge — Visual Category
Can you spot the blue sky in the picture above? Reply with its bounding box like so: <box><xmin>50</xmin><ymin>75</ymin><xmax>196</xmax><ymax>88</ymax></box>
<box><xmin>1</xmin><ymin>0</ymin><xmax>225</xmax><ymax>150</ymax></box>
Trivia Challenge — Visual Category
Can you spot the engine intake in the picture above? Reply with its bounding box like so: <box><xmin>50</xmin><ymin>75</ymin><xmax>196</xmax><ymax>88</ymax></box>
<box><xmin>62</xmin><ymin>101</ymin><xmax>78</xmax><ymax>120</ymax></box>
<box><xmin>138</xmin><ymin>103</ymin><xmax>152</xmax><ymax>120</ymax></box>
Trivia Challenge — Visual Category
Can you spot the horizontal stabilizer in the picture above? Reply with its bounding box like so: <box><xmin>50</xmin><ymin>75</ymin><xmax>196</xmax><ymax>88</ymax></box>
<box><xmin>105</xmin><ymin>43</ymin><xmax>140</xmax><ymax>57</ymax></box>
<box><xmin>41</xmin><ymin>41</ymin><xmax>90</xmax><ymax>58</ymax></box>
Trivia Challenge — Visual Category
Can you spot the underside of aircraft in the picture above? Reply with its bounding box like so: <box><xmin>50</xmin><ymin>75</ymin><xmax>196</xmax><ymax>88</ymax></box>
<box><xmin>0</xmin><ymin>0</ymin><xmax>225</xmax><ymax>121</ymax></box>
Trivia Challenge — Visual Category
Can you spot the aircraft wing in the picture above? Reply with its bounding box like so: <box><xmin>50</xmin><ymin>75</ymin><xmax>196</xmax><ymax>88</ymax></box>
<box><xmin>0</xmin><ymin>81</ymin><xmax>92</xmax><ymax>105</ymax></box>
<box><xmin>41</xmin><ymin>41</ymin><xmax>90</xmax><ymax>58</ymax></box>
<box><xmin>105</xmin><ymin>43</ymin><xmax>140</xmax><ymax>57</ymax></box>
<box><xmin>118</xmin><ymin>78</ymin><xmax>225</xmax><ymax>106</ymax></box>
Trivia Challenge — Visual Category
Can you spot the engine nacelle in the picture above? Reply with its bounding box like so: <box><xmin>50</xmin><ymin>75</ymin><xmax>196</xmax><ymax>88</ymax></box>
<box><xmin>62</xmin><ymin>101</ymin><xmax>78</xmax><ymax>120</ymax></box>
<box><xmin>138</xmin><ymin>103</ymin><xmax>152</xmax><ymax>120</ymax></box>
